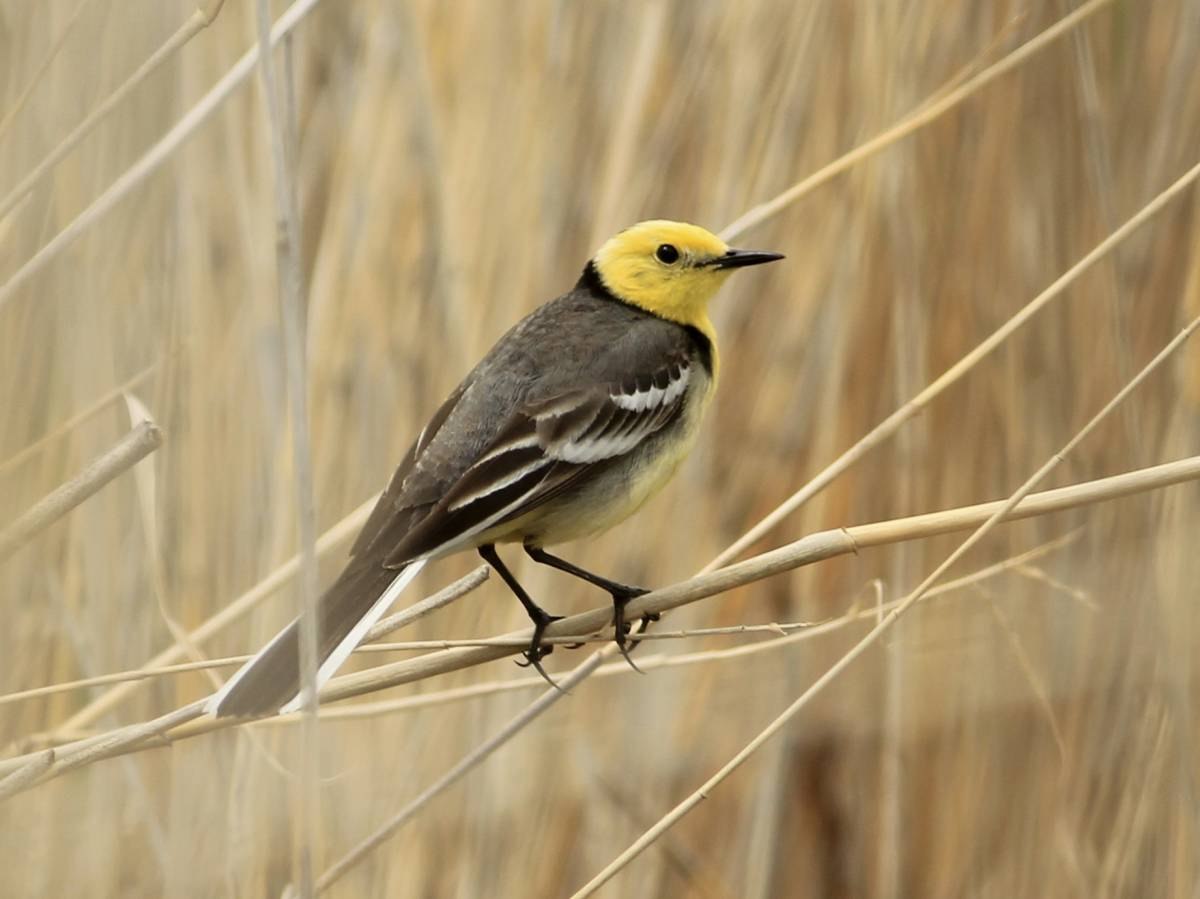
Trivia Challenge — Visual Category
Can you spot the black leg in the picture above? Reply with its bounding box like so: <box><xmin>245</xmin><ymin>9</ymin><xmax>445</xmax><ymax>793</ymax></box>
<box><xmin>478</xmin><ymin>544</ymin><xmax>564</xmax><ymax>690</ymax></box>
<box><xmin>524</xmin><ymin>543</ymin><xmax>653</xmax><ymax>672</ymax></box>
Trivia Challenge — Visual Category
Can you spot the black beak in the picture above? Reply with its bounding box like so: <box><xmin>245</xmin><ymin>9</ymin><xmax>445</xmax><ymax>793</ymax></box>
<box><xmin>710</xmin><ymin>248</ymin><xmax>786</xmax><ymax>269</ymax></box>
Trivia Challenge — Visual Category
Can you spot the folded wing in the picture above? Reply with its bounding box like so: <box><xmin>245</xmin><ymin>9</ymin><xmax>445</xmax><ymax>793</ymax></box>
<box><xmin>385</xmin><ymin>353</ymin><xmax>694</xmax><ymax>564</ymax></box>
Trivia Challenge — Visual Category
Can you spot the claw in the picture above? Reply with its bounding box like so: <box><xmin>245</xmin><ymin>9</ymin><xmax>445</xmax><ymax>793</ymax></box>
<box><xmin>516</xmin><ymin>612</ymin><xmax>567</xmax><ymax>693</ymax></box>
<box><xmin>611</xmin><ymin>587</ymin><xmax>650</xmax><ymax>674</ymax></box>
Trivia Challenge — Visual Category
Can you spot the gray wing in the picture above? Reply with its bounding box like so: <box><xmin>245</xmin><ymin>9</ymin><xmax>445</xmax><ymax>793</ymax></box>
<box><xmin>383</xmin><ymin>349</ymin><xmax>696</xmax><ymax>564</ymax></box>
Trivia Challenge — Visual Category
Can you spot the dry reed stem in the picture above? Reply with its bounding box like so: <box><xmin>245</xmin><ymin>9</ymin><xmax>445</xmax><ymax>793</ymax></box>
<box><xmin>589</xmin><ymin>0</ymin><xmax>668</xmax><ymax>242</ymax></box>
<box><xmin>0</xmin><ymin>750</ymin><xmax>53</xmax><ymax>800</ymax></box>
<box><xmin>266</xmin><ymin>533</ymin><xmax>1081</xmax><ymax>726</ymax></box>
<box><xmin>119</xmin><ymin>393</ymin><xmax>221</xmax><ymax>707</ymax></box>
<box><xmin>719</xmin><ymin>0</ymin><xmax>1115</xmax><ymax>243</ymax></box>
<box><xmin>0</xmin><ymin>360</ymin><xmax>160</xmax><ymax>477</ymax></box>
<box><xmin>569</xmin><ymin>310</ymin><xmax>1200</xmax><ymax>897</ymax></box>
<box><xmin>362</xmin><ymin>624</ymin><xmax>818</xmax><ymax>651</ymax></box>
<box><xmin>2</xmin><ymin>624</ymin><xmax>803</xmax><ymax>710</ymax></box>
<box><xmin>2</xmin><ymin>659</ymin><xmax>248</xmax><ymax>708</ymax></box>
<box><xmin>1014</xmin><ymin>563</ymin><xmax>1096</xmax><ymax>610</ymax></box>
<box><xmin>51</xmin><ymin>493</ymin><xmax>380</xmax><ymax>735</ymax></box>
<box><xmin>362</xmin><ymin>566</ymin><xmax>489</xmax><ymax>642</ymax></box>
<box><xmin>252</xmin><ymin>2</ymin><xmax>319</xmax><ymax>892</ymax></box>
<box><xmin>590</xmin><ymin>768</ymin><xmax>743</xmax><ymax>899</ymax></box>
<box><xmin>0</xmin><ymin>0</ymin><xmax>227</xmax><ymax>223</ymax></box>
<box><xmin>312</xmin><ymin>646</ymin><xmax>607</xmax><ymax>892</ymax></box>
<box><xmin>0</xmin><ymin>418</ymin><xmax>163</xmax><ymax>562</ymax></box>
<box><xmin>0</xmin><ymin>0</ymin><xmax>326</xmax><ymax>314</ymax></box>
<box><xmin>0</xmin><ymin>0</ymin><xmax>96</xmax><ymax>142</ymax></box>
<box><xmin>4</xmin><ymin>457</ymin><xmax>1191</xmax><ymax>793</ymax></box>
<box><xmin>711</xmin><ymin>151</ymin><xmax>1200</xmax><ymax>570</ymax></box>
<box><xmin>313</xmin><ymin>536</ymin><xmax>1088</xmax><ymax>889</ymax></box>
<box><xmin>911</xmin><ymin>11</ymin><xmax>1029</xmax><ymax>112</ymax></box>
<box><xmin>2</xmin><ymin>564</ymin><xmax>487</xmax><ymax>734</ymax></box>
<box><xmin>984</xmin><ymin>593</ymin><xmax>1068</xmax><ymax>761</ymax></box>
<box><xmin>0</xmin><ymin>536</ymin><xmax>1070</xmax><ymax>712</ymax></box>
<box><xmin>1061</xmin><ymin>0</ymin><xmax>1144</xmax><ymax>463</ymax></box>
<box><xmin>0</xmin><ymin>703</ymin><xmax>205</xmax><ymax>801</ymax></box>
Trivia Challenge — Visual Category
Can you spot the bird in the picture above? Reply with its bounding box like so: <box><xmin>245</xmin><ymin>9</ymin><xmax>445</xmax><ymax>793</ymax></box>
<box><xmin>205</xmin><ymin>220</ymin><xmax>783</xmax><ymax>718</ymax></box>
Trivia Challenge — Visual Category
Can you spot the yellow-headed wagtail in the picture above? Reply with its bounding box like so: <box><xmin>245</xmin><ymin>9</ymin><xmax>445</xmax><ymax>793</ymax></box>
<box><xmin>207</xmin><ymin>220</ymin><xmax>782</xmax><ymax>717</ymax></box>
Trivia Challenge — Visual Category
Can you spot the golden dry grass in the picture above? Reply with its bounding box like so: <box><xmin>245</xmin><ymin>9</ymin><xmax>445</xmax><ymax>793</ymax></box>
<box><xmin>2</xmin><ymin>0</ymin><xmax>1200</xmax><ymax>896</ymax></box>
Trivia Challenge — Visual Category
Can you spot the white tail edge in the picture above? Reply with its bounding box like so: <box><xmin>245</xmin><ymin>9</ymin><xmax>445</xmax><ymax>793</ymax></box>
<box><xmin>203</xmin><ymin>560</ymin><xmax>427</xmax><ymax>717</ymax></box>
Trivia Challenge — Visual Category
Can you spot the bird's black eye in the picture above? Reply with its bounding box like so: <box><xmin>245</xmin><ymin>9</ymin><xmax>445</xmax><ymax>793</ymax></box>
<box><xmin>655</xmin><ymin>243</ymin><xmax>680</xmax><ymax>265</ymax></box>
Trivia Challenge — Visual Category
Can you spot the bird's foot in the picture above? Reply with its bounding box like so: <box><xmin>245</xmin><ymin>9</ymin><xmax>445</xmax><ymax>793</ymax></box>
<box><xmin>611</xmin><ymin>586</ymin><xmax>651</xmax><ymax>673</ymax></box>
<box><xmin>515</xmin><ymin>610</ymin><xmax>567</xmax><ymax>693</ymax></box>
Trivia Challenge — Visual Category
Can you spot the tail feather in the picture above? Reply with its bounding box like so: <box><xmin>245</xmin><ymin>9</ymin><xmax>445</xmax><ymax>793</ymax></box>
<box><xmin>205</xmin><ymin>560</ymin><xmax>426</xmax><ymax>718</ymax></box>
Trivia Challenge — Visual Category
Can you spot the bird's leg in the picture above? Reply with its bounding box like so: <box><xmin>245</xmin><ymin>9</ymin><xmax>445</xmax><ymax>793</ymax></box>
<box><xmin>478</xmin><ymin>545</ymin><xmax>564</xmax><ymax>691</ymax></box>
<box><xmin>524</xmin><ymin>543</ymin><xmax>653</xmax><ymax>673</ymax></box>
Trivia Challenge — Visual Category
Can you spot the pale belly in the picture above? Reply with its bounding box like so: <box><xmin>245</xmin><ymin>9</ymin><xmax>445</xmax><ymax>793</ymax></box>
<box><xmin>518</xmin><ymin>431</ymin><xmax>697</xmax><ymax>544</ymax></box>
<box><xmin>494</xmin><ymin>384</ymin><xmax>711</xmax><ymax>548</ymax></box>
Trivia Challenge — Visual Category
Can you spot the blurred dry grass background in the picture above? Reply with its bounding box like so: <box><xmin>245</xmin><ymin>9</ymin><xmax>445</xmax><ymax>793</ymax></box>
<box><xmin>2</xmin><ymin>0</ymin><xmax>1200</xmax><ymax>896</ymax></box>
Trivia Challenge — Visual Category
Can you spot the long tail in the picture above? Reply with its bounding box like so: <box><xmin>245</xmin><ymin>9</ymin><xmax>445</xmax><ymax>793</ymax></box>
<box><xmin>204</xmin><ymin>559</ymin><xmax>427</xmax><ymax>718</ymax></box>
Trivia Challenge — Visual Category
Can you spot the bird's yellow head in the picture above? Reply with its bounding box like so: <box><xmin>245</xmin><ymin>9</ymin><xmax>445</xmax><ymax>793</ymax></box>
<box><xmin>590</xmin><ymin>220</ymin><xmax>783</xmax><ymax>333</ymax></box>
